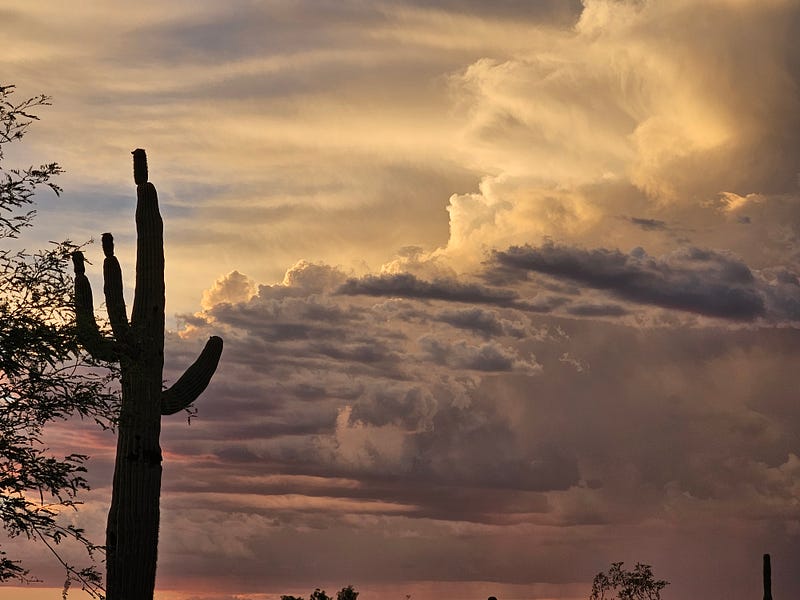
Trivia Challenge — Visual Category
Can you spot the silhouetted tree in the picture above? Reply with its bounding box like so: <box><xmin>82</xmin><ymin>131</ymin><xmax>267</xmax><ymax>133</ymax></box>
<box><xmin>71</xmin><ymin>148</ymin><xmax>223</xmax><ymax>598</ymax></box>
<box><xmin>337</xmin><ymin>584</ymin><xmax>359</xmax><ymax>600</ymax></box>
<box><xmin>590</xmin><ymin>562</ymin><xmax>668</xmax><ymax>600</ymax></box>
<box><xmin>0</xmin><ymin>84</ymin><xmax>117</xmax><ymax>595</ymax></box>
<box><xmin>282</xmin><ymin>586</ymin><xmax>359</xmax><ymax>600</ymax></box>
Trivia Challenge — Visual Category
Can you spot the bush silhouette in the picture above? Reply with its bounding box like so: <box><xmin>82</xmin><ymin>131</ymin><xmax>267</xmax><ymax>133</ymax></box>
<box><xmin>590</xmin><ymin>562</ymin><xmax>668</xmax><ymax>600</ymax></box>
<box><xmin>337</xmin><ymin>585</ymin><xmax>359</xmax><ymax>600</ymax></box>
<box><xmin>281</xmin><ymin>585</ymin><xmax>359</xmax><ymax>600</ymax></box>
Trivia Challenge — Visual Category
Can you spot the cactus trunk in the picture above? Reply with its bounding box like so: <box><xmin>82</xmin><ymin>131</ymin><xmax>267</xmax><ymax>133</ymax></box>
<box><xmin>106</xmin><ymin>368</ymin><xmax>163</xmax><ymax>597</ymax></box>
<box><xmin>73</xmin><ymin>150</ymin><xmax>222</xmax><ymax>599</ymax></box>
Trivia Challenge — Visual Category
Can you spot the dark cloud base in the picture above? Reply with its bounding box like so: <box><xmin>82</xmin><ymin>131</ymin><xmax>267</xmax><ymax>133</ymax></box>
<box><xmin>492</xmin><ymin>242</ymin><xmax>768</xmax><ymax>320</ymax></box>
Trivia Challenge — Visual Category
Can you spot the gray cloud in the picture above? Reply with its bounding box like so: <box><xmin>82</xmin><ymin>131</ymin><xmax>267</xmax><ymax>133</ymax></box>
<box><xmin>150</xmin><ymin>308</ymin><xmax>800</xmax><ymax>597</ymax></box>
<box><xmin>493</xmin><ymin>243</ymin><xmax>766</xmax><ymax>320</ymax></box>
<box><xmin>761</xmin><ymin>268</ymin><xmax>800</xmax><ymax>321</ymax></box>
<box><xmin>402</xmin><ymin>0</ymin><xmax>583</xmax><ymax>23</ymax></box>
<box><xmin>434</xmin><ymin>306</ymin><xmax>527</xmax><ymax>338</ymax></box>
<box><xmin>161</xmin><ymin>259</ymin><xmax>582</xmax><ymax>513</ymax></box>
<box><xmin>418</xmin><ymin>335</ymin><xmax>541</xmax><ymax>374</ymax></box>
<box><xmin>566</xmin><ymin>302</ymin><xmax>630</xmax><ymax>317</ymax></box>
<box><xmin>338</xmin><ymin>272</ymin><xmax>518</xmax><ymax>305</ymax></box>
<box><xmin>627</xmin><ymin>216</ymin><xmax>668</xmax><ymax>231</ymax></box>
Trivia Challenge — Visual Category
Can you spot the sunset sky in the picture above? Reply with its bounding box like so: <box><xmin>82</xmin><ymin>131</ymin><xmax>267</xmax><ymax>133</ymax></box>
<box><xmin>3</xmin><ymin>1</ymin><xmax>800</xmax><ymax>599</ymax></box>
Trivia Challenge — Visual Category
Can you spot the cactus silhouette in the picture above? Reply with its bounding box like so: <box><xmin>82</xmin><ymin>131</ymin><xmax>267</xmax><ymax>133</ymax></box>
<box><xmin>72</xmin><ymin>149</ymin><xmax>223</xmax><ymax>598</ymax></box>
<box><xmin>763</xmin><ymin>554</ymin><xmax>772</xmax><ymax>600</ymax></box>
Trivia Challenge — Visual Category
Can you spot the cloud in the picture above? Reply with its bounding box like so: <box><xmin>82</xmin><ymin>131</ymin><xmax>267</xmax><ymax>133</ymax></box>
<box><xmin>418</xmin><ymin>335</ymin><xmax>541</xmax><ymax>374</ymax></box>
<box><xmin>413</xmin><ymin>0</ymin><xmax>800</xmax><ymax>285</ymax></box>
<box><xmin>338</xmin><ymin>272</ymin><xmax>518</xmax><ymax>305</ymax></box>
<box><xmin>434</xmin><ymin>306</ymin><xmax>528</xmax><ymax>338</ymax></box>
<box><xmin>166</xmin><ymin>258</ymin><xmax>576</xmax><ymax>505</ymax></box>
<box><xmin>761</xmin><ymin>267</ymin><xmax>800</xmax><ymax>321</ymax></box>
<box><xmin>275</xmin><ymin>260</ymin><xmax>350</xmax><ymax>295</ymax></box>
<box><xmin>576</xmin><ymin>0</ymin><xmax>800</xmax><ymax>200</ymax></box>
<box><xmin>151</xmin><ymin>305</ymin><xmax>800</xmax><ymax>595</ymax></box>
<box><xmin>566</xmin><ymin>302</ymin><xmax>630</xmax><ymax>317</ymax></box>
<box><xmin>7</xmin><ymin>0</ymin><xmax>800</xmax><ymax>324</ymax></box>
<box><xmin>200</xmin><ymin>270</ymin><xmax>256</xmax><ymax>310</ymax></box>
<box><xmin>400</xmin><ymin>0</ymin><xmax>583</xmax><ymax>24</ymax></box>
<box><xmin>627</xmin><ymin>216</ymin><xmax>668</xmax><ymax>231</ymax></box>
<box><xmin>493</xmin><ymin>242</ymin><xmax>767</xmax><ymax>320</ymax></box>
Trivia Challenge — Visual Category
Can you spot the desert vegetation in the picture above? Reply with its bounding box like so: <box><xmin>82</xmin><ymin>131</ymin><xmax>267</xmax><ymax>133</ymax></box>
<box><xmin>281</xmin><ymin>584</ymin><xmax>359</xmax><ymax>600</ymax></box>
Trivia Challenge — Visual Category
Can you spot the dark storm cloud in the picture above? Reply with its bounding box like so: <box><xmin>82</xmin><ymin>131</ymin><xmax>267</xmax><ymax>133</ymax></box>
<box><xmin>493</xmin><ymin>242</ymin><xmax>766</xmax><ymax>320</ymax></box>
<box><xmin>338</xmin><ymin>272</ymin><xmax>518</xmax><ymax>305</ymax></box>
<box><xmin>160</xmin><ymin>258</ymin><xmax>566</xmax><ymax>525</ymax></box>
<box><xmin>191</xmin><ymin>305</ymin><xmax>800</xmax><ymax>513</ymax></box>
<box><xmin>762</xmin><ymin>268</ymin><xmax>800</xmax><ymax>321</ymax></box>
<box><xmin>418</xmin><ymin>335</ymin><xmax>540</xmax><ymax>373</ymax></box>
<box><xmin>74</xmin><ymin>312</ymin><xmax>800</xmax><ymax>597</ymax></box>
<box><xmin>627</xmin><ymin>216</ymin><xmax>668</xmax><ymax>231</ymax></box>
<box><xmin>348</xmin><ymin>384</ymin><xmax>436</xmax><ymax>430</ymax></box>
<box><xmin>158</xmin><ymin>258</ymin><xmax>800</xmax><ymax>597</ymax></box>
<box><xmin>411</xmin><ymin>422</ymin><xmax>578</xmax><ymax>492</ymax></box>
<box><xmin>566</xmin><ymin>302</ymin><xmax>630</xmax><ymax>317</ymax></box>
<box><xmin>434</xmin><ymin>306</ymin><xmax>527</xmax><ymax>338</ymax></box>
<box><xmin>514</xmin><ymin>295</ymin><xmax>572</xmax><ymax>314</ymax></box>
<box><xmin>518</xmin><ymin>320</ymin><xmax>800</xmax><ymax>501</ymax></box>
<box><xmin>207</xmin><ymin>294</ymin><xmax>361</xmax><ymax>336</ymax></box>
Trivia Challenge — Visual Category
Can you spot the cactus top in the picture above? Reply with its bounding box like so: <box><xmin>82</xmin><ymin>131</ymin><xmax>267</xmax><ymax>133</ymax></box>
<box><xmin>101</xmin><ymin>232</ymin><xmax>114</xmax><ymax>257</ymax></box>
<box><xmin>132</xmin><ymin>148</ymin><xmax>148</xmax><ymax>184</ymax></box>
<box><xmin>71</xmin><ymin>251</ymin><xmax>86</xmax><ymax>275</ymax></box>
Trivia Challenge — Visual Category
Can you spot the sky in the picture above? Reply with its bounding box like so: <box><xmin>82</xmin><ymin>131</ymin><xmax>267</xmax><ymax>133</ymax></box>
<box><xmin>2</xmin><ymin>0</ymin><xmax>800</xmax><ymax>598</ymax></box>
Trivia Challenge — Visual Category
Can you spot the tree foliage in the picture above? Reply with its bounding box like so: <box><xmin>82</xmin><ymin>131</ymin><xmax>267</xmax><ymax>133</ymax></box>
<box><xmin>590</xmin><ymin>562</ymin><xmax>669</xmax><ymax>600</ymax></box>
<box><xmin>336</xmin><ymin>585</ymin><xmax>359</xmax><ymax>600</ymax></box>
<box><xmin>0</xmin><ymin>83</ymin><xmax>118</xmax><ymax>595</ymax></box>
<box><xmin>281</xmin><ymin>585</ymin><xmax>359</xmax><ymax>600</ymax></box>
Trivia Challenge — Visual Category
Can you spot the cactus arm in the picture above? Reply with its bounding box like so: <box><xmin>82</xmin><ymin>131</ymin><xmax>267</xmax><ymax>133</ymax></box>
<box><xmin>72</xmin><ymin>251</ymin><xmax>118</xmax><ymax>361</ymax></box>
<box><xmin>161</xmin><ymin>336</ymin><xmax>223</xmax><ymax>415</ymax></box>
<box><xmin>101</xmin><ymin>233</ymin><xmax>131</xmax><ymax>342</ymax></box>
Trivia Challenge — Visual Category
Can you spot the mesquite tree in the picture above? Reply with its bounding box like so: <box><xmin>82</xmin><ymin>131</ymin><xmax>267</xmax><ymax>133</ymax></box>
<box><xmin>1</xmin><ymin>83</ymin><xmax>116</xmax><ymax>594</ymax></box>
<box><xmin>72</xmin><ymin>149</ymin><xmax>223</xmax><ymax>598</ymax></box>
<box><xmin>590</xmin><ymin>562</ymin><xmax>668</xmax><ymax>600</ymax></box>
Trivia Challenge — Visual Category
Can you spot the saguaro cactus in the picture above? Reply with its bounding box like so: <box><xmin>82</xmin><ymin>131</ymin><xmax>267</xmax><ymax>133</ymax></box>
<box><xmin>72</xmin><ymin>149</ymin><xmax>223</xmax><ymax>599</ymax></box>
